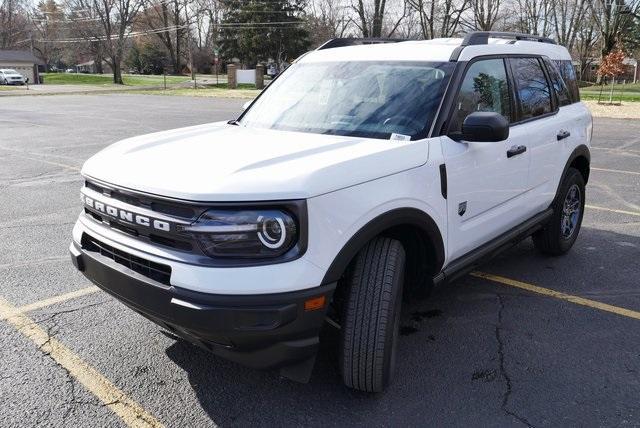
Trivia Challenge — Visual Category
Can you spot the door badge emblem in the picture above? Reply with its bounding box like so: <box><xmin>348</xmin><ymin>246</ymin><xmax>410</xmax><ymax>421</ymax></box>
<box><xmin>458</xmin><ymin>202</ymin><xmax>467</xmax><ymax>216</ymax></box>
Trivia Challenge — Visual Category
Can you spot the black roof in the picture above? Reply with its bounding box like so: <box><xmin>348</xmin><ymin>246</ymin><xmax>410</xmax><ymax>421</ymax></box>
<box><xmin>0</xmin><ymin>50</ymin><xmax>44</xmax><ymax>65</ymax></box>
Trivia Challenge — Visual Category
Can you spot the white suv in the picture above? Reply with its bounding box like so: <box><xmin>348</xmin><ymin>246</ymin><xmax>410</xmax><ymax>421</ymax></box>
<box><xmin>70</xmin><ymin>32</ymin><xmax>592</xmax><ymax>392</ymax></box>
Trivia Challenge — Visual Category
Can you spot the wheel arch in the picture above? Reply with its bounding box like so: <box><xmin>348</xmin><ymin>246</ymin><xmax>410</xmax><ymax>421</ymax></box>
<box><xmin>564</xmin><ymin>144</ymin><xmax>591</xmax><ymax>185</ymax></box>
<box><xmin>321</xmin><ymin>208</ymin><xmax>445</xmax><ymax>285</ymax></box>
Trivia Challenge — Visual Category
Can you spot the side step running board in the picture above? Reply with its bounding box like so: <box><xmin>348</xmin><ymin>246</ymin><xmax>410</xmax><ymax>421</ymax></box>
<box><xmin>433</xmin><ymin>209</ymin><xmax>553</xmax><ymax>287</ymax></box>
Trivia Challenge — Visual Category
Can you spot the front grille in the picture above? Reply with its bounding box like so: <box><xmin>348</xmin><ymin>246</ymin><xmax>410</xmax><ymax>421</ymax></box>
<box><xmin>83</xmin><ymin>180</ymin><xmax>199</xmax><ymax>253</ymax></box>
<box><xmin>82</xmin><ymin>234</ymin><xmax>171</xmax><ymax>285</ymax></box>
<box><xmin>85</xmin><ymin>180</ymin><xmax>197</xmax><ymax>218</ymax></box>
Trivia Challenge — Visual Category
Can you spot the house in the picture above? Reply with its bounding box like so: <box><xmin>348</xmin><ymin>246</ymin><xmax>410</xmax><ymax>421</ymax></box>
<box><xmin>0</xmin><ymin>50</ymin><xmax>45</xmax><ymax>84</ymax></box>
<box><xmin>580</xmin><ymin>57</ymin><xmax>639</xmax><ymax>83</ymax></box>
<box><xmin>76</xmin><ymin>60</ymin><xmax>112</xmax><ymax>74</ymax></box>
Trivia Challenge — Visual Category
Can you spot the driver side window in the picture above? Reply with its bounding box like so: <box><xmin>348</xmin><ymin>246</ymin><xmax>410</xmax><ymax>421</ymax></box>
<box><xmin>450</xmin><ymin>59</ymin><xmax>511</xmax><ymax>133</ymax></box>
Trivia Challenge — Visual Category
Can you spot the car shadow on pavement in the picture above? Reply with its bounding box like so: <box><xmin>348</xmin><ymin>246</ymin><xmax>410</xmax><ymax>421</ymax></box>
<box><xmin>163</xmin><ymin>227</ymin><xmax>640</xmax><ymax>426</ymax></box>
<box><xmin>163</xmin><ymin>326</ymin><xmax>387</xmax><ymax>426</ymax></box>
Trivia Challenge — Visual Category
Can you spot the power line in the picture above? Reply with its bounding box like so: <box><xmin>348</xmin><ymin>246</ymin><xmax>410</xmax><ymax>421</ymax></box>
<box><xmin>34</xmin><ymin>21</ymin><xmax>305</xmax><ymax>43</ymax></box>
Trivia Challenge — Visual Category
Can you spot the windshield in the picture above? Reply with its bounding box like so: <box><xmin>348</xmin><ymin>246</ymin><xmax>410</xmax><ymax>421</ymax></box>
<box><xmin>2</xmin><ymin>69</ymin><xmax>18</xmax><ymax>74</ymax></box>
<box><xmin>240</xmin><ymin>61</ymin><xmax>454</xmax><ymax>140</ymax></box>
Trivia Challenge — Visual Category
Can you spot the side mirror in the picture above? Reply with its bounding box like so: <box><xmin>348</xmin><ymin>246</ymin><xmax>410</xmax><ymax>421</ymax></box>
<box><xmin>461</xmin><ymin>111</ymin><xmax>509</xmax><ymax>142</ymax></box>
<box><xmin>242</xmin><ymin>101</ymin><xmax>251</xmax><ymax>111</ymax></box>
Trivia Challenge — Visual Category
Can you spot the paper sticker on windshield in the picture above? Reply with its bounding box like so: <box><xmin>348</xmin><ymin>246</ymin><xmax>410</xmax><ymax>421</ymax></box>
<box><xmin>390</xmin><ymin>133</ymin><xmax>411</xmax><ymax>142</ymax></box>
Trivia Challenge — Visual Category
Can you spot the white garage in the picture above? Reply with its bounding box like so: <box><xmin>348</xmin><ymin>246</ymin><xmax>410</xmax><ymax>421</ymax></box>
<box><xmin>0</xmin><ymin>50</ymin><xmax>44</xmax><ymax>84</ymax></box>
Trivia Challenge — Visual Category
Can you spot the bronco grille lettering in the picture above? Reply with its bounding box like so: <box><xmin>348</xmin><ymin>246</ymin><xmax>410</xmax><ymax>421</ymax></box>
<box><xmin>81</xmin><ymin>193</ymin><xmax>172</xmax><ymax>232</ymax></box>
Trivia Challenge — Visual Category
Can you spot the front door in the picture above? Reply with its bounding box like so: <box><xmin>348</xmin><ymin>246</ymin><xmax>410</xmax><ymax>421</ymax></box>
<box><xmin>441</xmin><ymin>57</ymin><xmax>530</xmax><ymax>261</ymax></box>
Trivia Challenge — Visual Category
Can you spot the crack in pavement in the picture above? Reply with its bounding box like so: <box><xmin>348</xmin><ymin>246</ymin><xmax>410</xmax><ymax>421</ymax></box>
<box><xmin>33</xmin><ymin>300</ymin><xmax>111</xmax><ymax>422</ymax></box>
<box><xmin>495</xmin><ymin>294</ymin><xmax>534</xmax><ymax>427</ymax></box>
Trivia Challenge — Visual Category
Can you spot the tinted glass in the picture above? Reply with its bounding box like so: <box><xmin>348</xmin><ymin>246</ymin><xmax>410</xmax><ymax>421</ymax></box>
<box><xmin>544</xmin><ymin>58</ymin><xmax>571</xmax><ymax>107</ymax></box>
<box><xmin>241</xmin><ymin>61</ymin><xmax>454</xmax><ymax>140</ymax></box>
<box><xmin>450</xmin><ymin>58</ymin><xmax>511</xmax><ymax>132</ymax></box>
<box><xmin>554</xmin><ymin>60</ymin><xmax>580</xmax><ymax>103</ymax></box>
<box><xmin>511</xmin><ymin>57</ymin><xmax>553</xmax><ymax>120</ymax></box>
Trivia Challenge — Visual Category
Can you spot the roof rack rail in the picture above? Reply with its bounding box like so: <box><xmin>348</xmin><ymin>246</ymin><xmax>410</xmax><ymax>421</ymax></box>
<box><xmin>317</xmin><ymin>38</ymin><xmax>406</xmax><ymax>50</ymax></box>
<box><xmin>449</xmin><ymin>31</ymin><xmax>556</xmax><ymax>61</ymax></box>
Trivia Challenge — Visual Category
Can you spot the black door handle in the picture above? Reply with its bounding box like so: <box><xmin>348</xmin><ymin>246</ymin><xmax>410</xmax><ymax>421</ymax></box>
<box><xmin>557</xmin><ymin>130</ymin><xmax>571</xmax><ymax>141</ymax></box>
<box><xmin>507</xmin><ymin>145</ymin><xmax>527</xmax><ymax>158</ymax></box>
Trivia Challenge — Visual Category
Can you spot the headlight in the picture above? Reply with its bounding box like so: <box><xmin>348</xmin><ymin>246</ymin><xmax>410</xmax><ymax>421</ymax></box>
<box><xmin>179</xmin><ymin>209</ymin><xmax>297</xmax><ymax>258</ymax></box>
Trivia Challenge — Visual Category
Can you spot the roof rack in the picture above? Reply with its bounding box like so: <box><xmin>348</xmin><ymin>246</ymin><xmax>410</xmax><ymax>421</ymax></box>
<box><xmin>449</xmin><ymin>31</ymin><xmax>557</xmax><ymax>61</ymax></box>
<box><xmin>316</xmin><ymin>38</ymin><xmax>406</xmax><ymax>50</ymax></box>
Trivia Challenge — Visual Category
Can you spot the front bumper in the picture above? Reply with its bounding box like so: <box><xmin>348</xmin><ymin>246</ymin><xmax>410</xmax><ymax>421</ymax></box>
<box><xmin>70</xmin><ymin>240</ymin><xmax>336</xmax><ymax>372</ymax></box>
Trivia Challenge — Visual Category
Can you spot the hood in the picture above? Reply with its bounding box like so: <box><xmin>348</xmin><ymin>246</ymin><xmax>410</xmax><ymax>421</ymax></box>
<box><xmin>82</xmin><ymin>122</ymin><xmax>429</xmax><ymax>201</ymax></box>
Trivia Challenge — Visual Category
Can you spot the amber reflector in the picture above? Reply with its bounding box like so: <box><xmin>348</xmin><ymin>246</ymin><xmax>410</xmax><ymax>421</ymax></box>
<box><xmin>304</xmin><ymin>296</ymin><xmax>326</xmax><ymax>311</ymax></box>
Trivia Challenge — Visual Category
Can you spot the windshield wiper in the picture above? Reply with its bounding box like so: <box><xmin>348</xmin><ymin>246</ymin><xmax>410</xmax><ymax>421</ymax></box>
<box><xmin>227</xmin><ymin>119</ymin><xmax>240</xmax><ymax>125</ymax></box>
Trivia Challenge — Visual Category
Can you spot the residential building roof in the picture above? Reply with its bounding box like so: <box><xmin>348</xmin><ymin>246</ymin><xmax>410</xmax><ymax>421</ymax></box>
<box><xmin>0</xmin><ymin>50</ymin><xmax>45</xmax><ymax>64</ymax></box>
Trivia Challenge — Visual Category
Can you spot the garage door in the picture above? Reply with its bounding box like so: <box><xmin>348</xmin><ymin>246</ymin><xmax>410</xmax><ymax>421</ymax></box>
<box><xmin>3</xmin><ymin>64</ymin><xmax>35</xmax><ymax>83</ymax></box>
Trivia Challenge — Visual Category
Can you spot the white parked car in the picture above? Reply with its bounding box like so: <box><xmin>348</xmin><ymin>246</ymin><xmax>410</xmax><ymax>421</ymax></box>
<box><xmin>0</xmin><ymin>69</ymin><xmax>26</xmax><ymax>85</ymax></box>
<box><xmin>70</xmin><ymin>32</ymin><xmax>592</xmax><ymax>392</ymax></box>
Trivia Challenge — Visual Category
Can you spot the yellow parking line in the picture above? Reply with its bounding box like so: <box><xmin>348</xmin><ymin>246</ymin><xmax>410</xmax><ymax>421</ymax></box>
<box><xmin>586</xmin><ymin>204</ymin><xmax>640</xmax><ymax>217</ymax></box>
<box><xmin>0</xmin><ymin>296</ymin><xmax>164</xmax><ymax>428</ymax></box>
<box><xmin>471</xmin><ymin>272</ymin><xmax>640</xmax><ymax>321</ymax></box>
<box><xmin>591</xmin><ymin>167</ymin><xmax>640</xmax><ymax>176</ymax></box>
<box><xmin>15</xmin><ymin>286</ymin><xmax>100</xmax><ymax>314</ymax></box>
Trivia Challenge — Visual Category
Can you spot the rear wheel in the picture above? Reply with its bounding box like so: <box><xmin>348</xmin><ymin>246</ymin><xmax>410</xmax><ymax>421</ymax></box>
<box><xmin>533</xmin><ymin>167</ymin><xmax>585</xmax><ymax>255</ymax></box>
<box><xmin>339</xmin><ymin>237</ymin><xmax>405</xmax><ymax>392</ymax></box>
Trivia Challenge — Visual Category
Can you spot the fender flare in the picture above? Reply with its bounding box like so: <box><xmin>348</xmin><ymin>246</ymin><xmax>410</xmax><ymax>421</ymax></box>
<box><xmin>554</xmin><ymin>144</ymin><xmax>591</xmax><ymax>199</ymax></box>
<box><xmin>321</xmin><ymin>208</ymin><xmax>445</xmax><ymax>284</ymax></box>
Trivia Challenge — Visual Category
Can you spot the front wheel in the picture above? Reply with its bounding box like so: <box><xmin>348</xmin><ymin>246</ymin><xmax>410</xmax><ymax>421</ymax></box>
<box><xmin>339</xmin><ymin>237</ymin><xmax>405</xmax><ymax>392</ymax></box>
<box><xmin>533</xmin><ymin>167</ymin><xmax>585</xmax><ymax>255</ymax></box>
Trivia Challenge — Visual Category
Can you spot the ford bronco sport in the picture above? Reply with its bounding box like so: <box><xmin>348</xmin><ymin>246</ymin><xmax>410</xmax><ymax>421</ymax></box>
<box><xmin>70</xmin><ymin>32</ymin><xmax>592</xmax><ymax>392</ymax></box>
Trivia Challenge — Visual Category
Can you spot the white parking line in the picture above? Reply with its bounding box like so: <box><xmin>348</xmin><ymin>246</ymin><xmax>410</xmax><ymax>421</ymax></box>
<box><xmin>591</xmin><ymin>147</ymin><xmax>640</xmax><ymax>156</ymax></box>
<box><xmin>586</xmin><ymin>205</ymin><xmax>640</xmax><ymax>217</ymax></box>
<box><xmin>592</xmin><ymin>167</ymin><xmax>640</xmax><ymax>176</ymax></box>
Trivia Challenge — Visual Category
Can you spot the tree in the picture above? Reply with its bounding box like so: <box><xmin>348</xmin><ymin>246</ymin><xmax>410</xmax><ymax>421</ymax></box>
<box><xmin>352</xmin><ymin>0</ymin><xmax>407</xmax><ymax>37</ymax></box>
<box><xmin>68</xmin><ymin>0</ymin><xmax>145</xmax><ymax>84</ymax></box>
<box><xmin>464</xmin><ymin>0</ymin><xmax>503</xmax><ymax>31</ymax></box>
<box><xmin>0</xmin><ymin>0</ymin><xmax>29</xmax><ymax>49</ymax></box>
<box><xmin>551</xmin><ymin>0</ymin><xmax>588</xmax><ymax>50</ymax></box>
<box><xmin>574</xmin><ymin>14</ymin><xmax>599</xmax><ymax>81</ymax></box>
<box><xmin>512</xmin><ymin>0</ymin><xmax>552</xmax><ymax>36</ymax></box>
<box><xmin>590</xmin><ymin>0</ymin><xmax>640</xmax><ymax>59</ymax></box>
<box><xmin>138</xmin><ymin>0</ymin><xmax>190</xmax><ymax>74</ymax></box>
<box><xmin>31</xmin><ymin>0</ymin><xmax>64</xmax><ymax>70</ymax></box>
<box><xmin>599</xmin><ymin>48</ymin><xmax>626</xmax><ymax>78</ymax></box>
<box><xmin>406</xmin><ymin>0</ymin><xmax>470</xmax><ymax>39</ymax></box>
<box><xmin>599</xmin><ymin>48</ymin><xmax>626</xmax><ymax>102</ymax></box>
<box><xmin>125</xmin><ymin>40</ymin><xmax>167</xmax><ymax>73</ymax></box>
<box><xmin>307</xmin><ymin>0</ymin><xmax>353</xmax><ymax>45</ymax></box>
<box><xmin>220</xmin><ymin>0</ymin><xmax>310</xmax><ymax>68</ymax></box>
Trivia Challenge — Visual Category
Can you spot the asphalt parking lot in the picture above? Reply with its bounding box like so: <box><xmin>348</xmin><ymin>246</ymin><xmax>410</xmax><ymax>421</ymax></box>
<box><xmin>1</xmin><ymin>94</ymin><xmax>639</xmax><ymax>427</ymax></box>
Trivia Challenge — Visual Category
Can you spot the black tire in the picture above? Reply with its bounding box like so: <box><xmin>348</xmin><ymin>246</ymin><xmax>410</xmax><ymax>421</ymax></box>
<box><xmin>339</xmin><ymin>237</ymin><xmax>405</xmax><ymax>392</ymax></box>
<box><xmin>533</xmin><ymin>167</ymin><xmax>585</xmax><ymax>255</ymax></box>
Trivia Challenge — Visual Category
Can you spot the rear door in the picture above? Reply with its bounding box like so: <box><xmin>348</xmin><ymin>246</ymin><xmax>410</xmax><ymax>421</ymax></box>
<box><xmin>507</xmin><ymin>57</ymin><xmax>566</xmax><ymax>215</ymax></box>
<box><xmin>441</xmin><ymin>57</ymin><xmax>530</xmax><ymax>261</ymax></box>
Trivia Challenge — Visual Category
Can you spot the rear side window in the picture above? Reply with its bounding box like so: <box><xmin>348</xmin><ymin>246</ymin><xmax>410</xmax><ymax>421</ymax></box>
<box><xmin>510</xmin><ymin>57</ymin><xmax>553</xmax><ymax>120</ymax></box>
<box><xmin>554</xmin><ymin>60</ymin><xmax>580</xmax><ymax>103</ymax></box>
<box><xmin>449</xmin><ymin>58</ymin><xmax>511</xmax><ymax>133</ymax></box>
<box><xmin>544</xmin><ymin>58</ymin><xmax>571</xmax><ymax>107</ymax></box>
